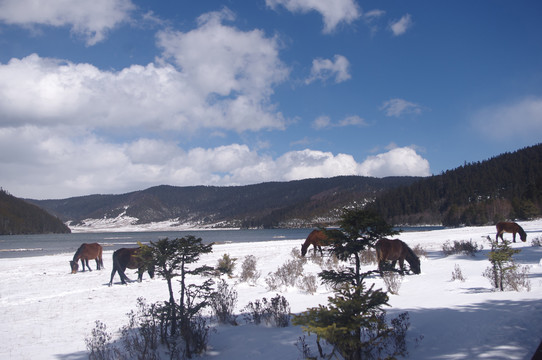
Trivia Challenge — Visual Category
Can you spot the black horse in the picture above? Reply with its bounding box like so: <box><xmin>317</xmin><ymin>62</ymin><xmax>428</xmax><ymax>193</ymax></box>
<box><xmin>109</xmin><ymin>247</ymin><xmax>154</xmax><ymax>286</ymax></box>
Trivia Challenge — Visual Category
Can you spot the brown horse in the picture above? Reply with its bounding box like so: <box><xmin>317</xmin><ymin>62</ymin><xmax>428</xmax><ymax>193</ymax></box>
<box><xmin>109</xmin><ymin>247</ymin><xmax>154</xmax><ymax>286</ymax></box>
<box><xmin>496</xmin><ymin>222</ymin><xmax>527</xmax><ymax>243</ymax></box>
<box><xmin>375</xmin><ymin>238</ymin><xmax>421</xmax><ymax>275</ymax></box>
<box><xmin>301</xmin><ymin>230</ymin><xmax>333</xmax><ymax>256</ymax></box>
<box><xmin>70</xmin><ymin>243</ymin><xmax>103</xmax><ymax>274</ymax></box>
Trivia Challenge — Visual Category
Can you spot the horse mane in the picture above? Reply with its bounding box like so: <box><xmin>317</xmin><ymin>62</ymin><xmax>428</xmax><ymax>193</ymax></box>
<box><xmin>517</xmin><ymin>225</ymin><xmax>527</xmax><ymax>239</ymax></box>
<box><xmin>72</xmin><ymin>245</ymin><xmax>83</xmax><ymax>261</ymax></box>
<box><xmin>402</xmin><ymin>241</ymin><xmax>419</xmax><ymax>263</ymax></box>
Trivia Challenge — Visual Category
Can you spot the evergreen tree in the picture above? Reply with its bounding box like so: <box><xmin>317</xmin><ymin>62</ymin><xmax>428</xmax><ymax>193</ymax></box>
<box><xmin>319</xmin><ymin>208</ymin><xmax>398</xmax><ymax>288</ymax></box>
<box><xmin>143</xmin><ymin>236</ymin><xmax>213</xmax><ymax>357</ymax></box>
<box><xmin>293</xmin><ymin>209</ymin><xmax>411</xmax><ymax>360</ymax></box>
<box><xmin>484</xmin><ymin>238</ymin><xmax>521</xmax><ymax>291</ymax></box>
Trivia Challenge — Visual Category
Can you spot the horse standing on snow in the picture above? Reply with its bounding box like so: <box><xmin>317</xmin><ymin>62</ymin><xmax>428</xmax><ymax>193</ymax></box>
<box><xmin>495</xmin><ymin>221</ymin><xmax>527</xmax><ymax>243</ymax></box>
<box><xmin>69</xmin><ymin>243</ymin><xmax>103</xmax><ymax>274</ymax></box>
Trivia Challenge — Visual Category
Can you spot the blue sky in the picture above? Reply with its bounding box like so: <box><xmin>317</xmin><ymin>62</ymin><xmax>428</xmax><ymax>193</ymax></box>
<box><xmin>0</xmin><ymin>0</ymin><xmax>541</xmax><ymax>199</ymax></box>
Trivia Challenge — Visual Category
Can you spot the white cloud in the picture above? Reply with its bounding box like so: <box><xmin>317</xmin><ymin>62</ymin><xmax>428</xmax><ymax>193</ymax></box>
<box><xmin>0</xmin><ymin>10</ymin><xmax>288</xmax><ymax>133</ymax></box>
<box><xmin>266</xmin><ymin>0</ymin><xmax>360</xmax><ymax>33</ymax></box>
<box><xmin>358</xmin><ymin>147</ymin><xmax>431</xmax><ymax>177</ymax></box>
<box><xmin>0</xmin><ymin>0</ymin><xmax>135</xmax><ymax>45</ymax></box>
<box><xmin>306</xmin><ymin>55</ymin><xmax>351</xmax><ymax>84</ymax></box>
<box><xmin>0</xmin><ymin>124</ymin><xmax>430</xmax><ymax>199</ymax></box>
<box><xmin>381</xmin><ymin>98</ymin><xmax>423</xmax><ymax>117</ymax></box>
<box><xmin>471</xmin><ymin>96</ymin><xmax>542</xmax><ymax>140</ymax></box>
<box><xmin>389</xmin><ymin>14</ymin><xmax>413</xmax><ymax>36</ymax></box>
<box><xmin>312</xmin><ymin>115</ymin><xmax>367</xmax><ymax>129</ymax></box>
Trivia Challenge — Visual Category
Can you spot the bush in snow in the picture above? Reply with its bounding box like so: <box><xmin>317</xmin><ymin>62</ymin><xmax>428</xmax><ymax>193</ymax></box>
<box><xmin>210</xmin><ymin>279</ymin><xmax>238</xmax><ymax>325</ymax></box>
<box><xmin>382</xmin><ymin>269</ymin><xmax>403</xmax><ymax>295</ymax></box>
<box><xmin>483</xmin><ymin>238</ymin><xmax>530</xmax><ymax>292</ymax></box>
<box><xmin>451</xmin><ymin>264</ymin><xmax>466</xmax><ymax>282</ymax></box>
<box><xmin>239</xmin><ymin>255</ymin><xmax>260</xmax><ymax>284</ymax></box>
<box><xmin>265</xmin><ymin>258</ymin><xmax>304</xmax><ymax>290</ymax></box>
<box><xmin>215</xmin><ymin>253</ymin><xmax>237</xmax><ymax>277</ymax></box>
<box><xmin>442</xmin><ymin>239</ymin><xmax>482</xmax><ymax>257</ymax></box>
<box><xmin>298</xmin><ymin>274</ymin><xmax>319</xmax><ymax>294</ymax></box>
<box><xmin>242</xmin><ymin>294</ymin><xmax>291</xmax><ymax>327</ymax></box>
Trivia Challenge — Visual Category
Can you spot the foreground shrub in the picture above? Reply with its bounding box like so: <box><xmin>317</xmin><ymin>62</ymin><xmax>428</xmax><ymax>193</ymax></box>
<box><xmin>210</xmin><ymin>279</ymin><xmax>238</xmax><ymax>325</ymax></box>
<box><xmin>381</xmin><ymin>270</ymin><xmax>403</xmax><ymax>295</ymax></box>
<box><xmin>442</xmin><ymin>240</ymin><xmax>482</xmax><ymax>256</ymax></box>
<box><xmin>243</xmin><ymin>294</ymin><xmax>291</xmax><ymax>327</ymax></box>
<box><xmin>293</xmin><ymin>282</ymin><xmax>413</xmax><ymax>360</ymax></box>
<box><xmin>86</xmin><ymin>320</ymin><xmax>114</xmax><ymax>360</ymax></box>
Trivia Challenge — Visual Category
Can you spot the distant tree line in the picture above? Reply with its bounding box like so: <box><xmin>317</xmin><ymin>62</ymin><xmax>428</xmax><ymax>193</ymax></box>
<box><xmin>0</xmin><ymin>189</ymin><xmax>71</xmax><ymax>235</ymax></box>
<box><xmin>369</xmin><ymin>143</ymin><xmax>542</xmax><ymax>226</ymax></box>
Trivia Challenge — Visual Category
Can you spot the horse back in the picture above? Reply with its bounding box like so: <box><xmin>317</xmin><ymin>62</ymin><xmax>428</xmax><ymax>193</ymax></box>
<box><xmin>74</xmin><ymin>242</ymin><xmax>102</xmax><ymax>260</ymax></box>
<box><xmin>375</xmin><ymin>238</ymin><xmax>404</xmax><ymax>261</ymax></box>
<box><xmin>306</xmin><ymin>230</ymin><xmax>332</xmax><ymax>246</ymax></box>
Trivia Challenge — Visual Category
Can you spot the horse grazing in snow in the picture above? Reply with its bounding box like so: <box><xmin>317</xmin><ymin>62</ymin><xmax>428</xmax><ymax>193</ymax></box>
<box><xmin>495</xmin><ymin>221</ymin><xmax>527</xmax><ymax>243</ymax></box>
<box><xmin>375</xmin><ymin>238</ymin><xmax>421</xmax><ymax>275</ymax></box>
<box><xmin>69</xmin><ymin>243</ymin><xmax>103</xmax><ymax>274</ymax></box>
<box><xmin>109</xmin><ymin>247</ymin><xmax>154</xmax><ymax>286</ymax></box>
<box><xmin>301</xmin><ymin>230</ymin><xmax>334</xmax><ymax>257</ymax></box>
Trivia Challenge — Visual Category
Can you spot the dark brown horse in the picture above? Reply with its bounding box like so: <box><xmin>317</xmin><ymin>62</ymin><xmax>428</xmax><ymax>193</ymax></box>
<box><xmin>301</xmin><ymin>230</ymin><xmax>333</xmax><ymax>256</ymax></box>
<box><xmin>496</xmin><ymin>221</ymin><xmax>527</xmax><ymax>243</ymax></box>
<box><xmin>70</xmin><ymin>243</ymin><xmax>103</xmax><ymax>274</ymax></box>
<box><xmin>375</xmin><ymin>238</ymin><xmax>421</xmax><ymax>275</ymax></box>
<box><xmin>109</xmin><ymin>247</ymin><xmax>154</xmax><ymax>286</ymax></box>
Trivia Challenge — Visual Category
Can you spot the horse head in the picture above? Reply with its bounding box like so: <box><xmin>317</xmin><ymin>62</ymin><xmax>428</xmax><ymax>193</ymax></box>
<box><xmin>69</xmin><ymin>260</ymin><xmax>79</xmax><ymax>274</ymax></box>
<box><xmin>409</xmin><ymin>256</ymin><xmax>421</xmax><ymax>274</ymax></box>
<box><xmin>301</xmin><ymin>244</ymin><xmax>308</xmax><ymax>257</ymax></box>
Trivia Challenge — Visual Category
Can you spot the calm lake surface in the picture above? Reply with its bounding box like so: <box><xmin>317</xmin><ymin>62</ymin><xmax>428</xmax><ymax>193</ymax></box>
<box><xmin>0</xmin><ymin>226</ymin><xmax>443</xmax><ymax>259</ymax></box>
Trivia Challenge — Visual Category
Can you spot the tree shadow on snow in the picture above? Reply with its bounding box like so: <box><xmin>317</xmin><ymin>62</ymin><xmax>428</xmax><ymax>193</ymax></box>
<box><xmin>401</xmin><ymin>298</ymin><xmax>542</xmax><ymax>360</ymax></box>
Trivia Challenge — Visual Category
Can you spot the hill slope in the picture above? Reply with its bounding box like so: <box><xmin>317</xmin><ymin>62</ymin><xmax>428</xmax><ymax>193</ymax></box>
<box><xmin>0</xmin><ymin>189</ymin><xmax>71</xmax><ymax>235</ymax></box>
<box><xmin>370</xmin><ymin>143</ymin><xmax>542</xmax><ymax>225</ymax></box>
<box><xmin>29</xmin><ymin>176</ymin><xmax>420</xmax><ymax>229</ymax></box>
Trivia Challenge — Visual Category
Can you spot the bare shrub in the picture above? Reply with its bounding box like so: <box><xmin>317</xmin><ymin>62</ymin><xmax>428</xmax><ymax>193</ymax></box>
<box><xmin>413</xmin><ymin>244</ymin><xmax>427</xmax><ymax>258</ymax></box>
<box><xmin>360</xmin><ymin>248</ymin><xmax>377</xmax><ymax>265</ymax></box>
<box><xmin>86</xmin><ymin>320</ymin><xmax>114</xmax><ymax>360</ymax></box>
<box><xmin>239</xmin><ymin>255</ymin><xmax>260</xmax><ymax>284</ymax></box>
<box><xmin>451</xmin><ymin>264</ymin><xmax>466</xmax><ymax>282</ymax></box>
<box><xmin>505</xmin><ymin>265</ymin><xmax>531</xmax><ymax>292</ymax></box>
<box><xmin>442</xmin><ymin>240</ymin><xmax>482</xmax><ymax>256</ymax></box>
<box><xmin>298</xmin><ymin>274</ymin><xmax>319</xmax><ymax>294</ymax></box>
<box><xmin>381</xmin><ymin>270</ymin><xmax>403</xmax><ymax>295</ymax></box>
<box><xmin>265</xmin><ymin>258</ymin><xmax>304</xmax><ymax>290</ymax></box>
<box><xmin>531</xmin><ymin>237</ymin><xmax>542</xmax><ymax>247</ymax></box>
<box><xmin>243</xmin><ymin>294</ymin><xmax>291</xmax><ymax>327</ymax></box>
<box><xmin>210</xmin><ymin>279</ymin><xmax>238</xmax><ymax>325</ymax></box>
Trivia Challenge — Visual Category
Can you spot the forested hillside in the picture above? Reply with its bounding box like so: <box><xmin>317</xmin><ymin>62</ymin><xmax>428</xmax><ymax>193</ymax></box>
<box><xmin>370</xmin><ymin>143</ymin><xmax>542</xmax><ymax>226</ymax></box>
<box><xmin>0</xmin><ymin>189</ymin><xmax>71</xmax><ymax>235</ymax></box>
<box><xmin>30</xmin><ymin>176</ymin><xmax>419</xmax><ymax>229</ymax></box>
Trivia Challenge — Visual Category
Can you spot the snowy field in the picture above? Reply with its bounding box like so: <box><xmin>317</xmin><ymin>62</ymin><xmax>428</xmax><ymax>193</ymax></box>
<box><xmin>1</xmin><ymin>220</ymin><xmax>542</xmax><ymax>359</ymax></box>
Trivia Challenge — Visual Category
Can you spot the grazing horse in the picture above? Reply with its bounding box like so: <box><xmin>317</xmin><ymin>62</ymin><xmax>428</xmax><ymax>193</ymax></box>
<box><xmin>375</xmin><ymin>238</ymin><xmax>421</xmax><ymax>275</ymax></box>
<box><xmin>496</xmin><ymin>221</ymin><xmax>527</xmax><ymax>243</ymax></box>
<box><xmin>109</xmin><ymin>247</ymin><xmax>154</xmax><ymax>286</ymax></box>
<box><xmin>70</xmin><ymin>243</ymin><xmax>103</xmax><ymax>274</ymax></box>
<box><xmin>301</xmin><ymin>230</ymin><xmax>333</xmax><ymax>256</ymax></box>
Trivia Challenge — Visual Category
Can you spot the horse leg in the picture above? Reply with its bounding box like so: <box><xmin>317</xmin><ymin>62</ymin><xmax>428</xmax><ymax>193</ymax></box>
<box><xmin>513</xmin><ymin>232</ymin><xmax>517</xmax><ymax>243</ymax></box>
<box><xmin>399</xmin><ymin>259</ymin><xmax>405</xmax><ymax>275</ymax></box>
<box><xmin>95</xmin><ymin>258</ymin><xmax>100</xmax><ymax>270</ymax></box>
<box><xmin>318</xmin><ymin>246</ymin><xmax>323</xmax><ymax>257</ymax></box>
<box><xmin>86</xmin><ymin>259</ymin><xmax>92</xmax><ymax>272</ymax></box>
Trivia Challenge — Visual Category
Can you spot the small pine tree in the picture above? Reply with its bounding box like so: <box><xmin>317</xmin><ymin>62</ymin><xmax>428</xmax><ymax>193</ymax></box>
<box><xmin>484</xmin><ymin>237</ymin><xmax>520</xmax><ymax>291</ymax></box>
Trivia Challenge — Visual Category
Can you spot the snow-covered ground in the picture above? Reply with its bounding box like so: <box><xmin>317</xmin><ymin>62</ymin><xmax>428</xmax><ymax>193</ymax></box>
<box><xmin>1</xmin><ymin>220</ymin><xmax>542</xmax><ymax>359</ymax></box>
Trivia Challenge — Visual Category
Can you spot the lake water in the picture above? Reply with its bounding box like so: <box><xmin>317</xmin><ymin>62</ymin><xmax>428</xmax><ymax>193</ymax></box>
<box><xmin>0</xmin><ymin>226</ymin><xmax>443</xmax><ymax>259</ymax></box>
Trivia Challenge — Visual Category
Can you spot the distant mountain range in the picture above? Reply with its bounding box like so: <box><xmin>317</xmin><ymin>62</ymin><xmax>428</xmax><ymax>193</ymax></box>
<box><xmin>28</xmin><ymin>176</ymin><xmax>420</xmax><ymax>230</ymax></box>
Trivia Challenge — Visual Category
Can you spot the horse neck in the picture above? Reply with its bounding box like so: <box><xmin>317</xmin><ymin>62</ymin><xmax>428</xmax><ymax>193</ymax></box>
<box><xmin>403</xmin><ymin>245</ymin><xmax>417</xmax><ymax>263</ymax></box>
<box><xmin>301</xmin><ymin>240</ymin><xmax>310</xmax><ymax>251</ymax></box>
<box><xmin>72</xmin><ymin>249</ymin><xmax>82</xmax><ymax>262</ymax></box>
